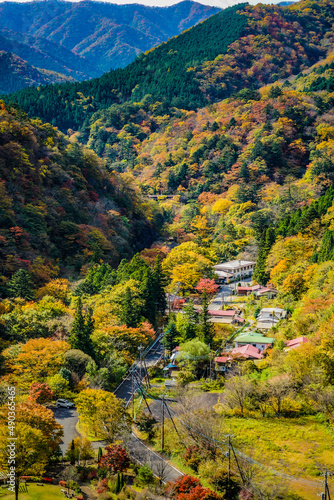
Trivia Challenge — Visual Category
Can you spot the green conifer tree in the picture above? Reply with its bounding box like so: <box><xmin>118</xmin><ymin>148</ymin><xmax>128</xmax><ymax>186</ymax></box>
<box><xmin>120</xmin><ymin>286</ymin><xmax>141</xmax><ymax>328</ymax></box>
<box><xmin>70</xmin><ymin>440</ymin><xmax>75</xmax><ymax>465</ymax></box>
<box><xmin>199</xmin><ymin>290</ymin><xmax>213</xmax><ymax>345</ymax></box>
<box><xmin>7</xmin><ymin>269</ymin><xmax>34</xmax><ymax>300</ymax></box>
<box><xmin>253</xmin><ymin>227</ymin><xmax>275</xmax><ymax>285</ymax></box>
<box><xmin>164</xmin><ymin>322</ymin><xmax>178</xmax><ymax>351</ymax></box>
<box><xmin>69</xmin><ymin>298</ymin><xmax>95</xmax><ymax>357</ymax></box>
<box><xmin>318</xmin><ymin>229</ymin><xmax>334</xmax><ymax>263</ymax></box>
<box><xmin>153</xmin><ymin>255</ymin><xmax>167</xmax><ymax>315</ymax></box>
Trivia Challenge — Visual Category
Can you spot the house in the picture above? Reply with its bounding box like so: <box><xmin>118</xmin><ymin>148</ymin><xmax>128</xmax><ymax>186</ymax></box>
<box><xmin>237</xmin><ymin>284</ymin><xmax>278</xmax><ymax>299</ymax></box>
<box><xmin>231</xmin><ymin>344</ymin><xmax>263</xmax><ymax>360</ymax></box>
<box><xmin>214</xmin><ymin>355</ymin><xmax>230</xmax><ymax>372</ymax></box>
<box><xmin>233</xmin><ymin>331</ymin><xmax>275</xmax><ymax>351</ymax></box>
<box><xmin>255</xmin><ymin>287</ymin><xmax>279</xmax><ymax>299</ymax></box>
<box><xmin>170</xmin><ymin>346</ymin><xmax>182</xmax><ymax>363</ymax></box>
<box><xmin>237</xmin><ymin>284</ymin><xmax>263</xmax><ymax>296</ymax></box>
<box><xmin>285</xmin><ymin>336</ymin><xmax>309</xmax><ymax>350</ymax></box>
<box><xmin>256</xmin><ymin>307</ymin><xmax>287</xmax><ymax>330</ymax></box>
<box><xmin>214</xmin><ymin>344</ymin><xmax>263</xmax><ymax>372</ymax></box>
<box><xmin>208</xmin><ymin>309</ymin><xmax>244</xmax><ymax>325</ymax></box>
<box><xmin>213</xmin><ymin>259</ymin><xmax>255</xmax><ymax>283</ymax></box>
<box><xmin>163</xmin><ymin>363</ymin><xmax>179</xmax><ymax>377</ymax></box>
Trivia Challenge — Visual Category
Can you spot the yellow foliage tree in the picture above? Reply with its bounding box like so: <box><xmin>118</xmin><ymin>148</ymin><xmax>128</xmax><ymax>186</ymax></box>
<box><xmin>3</xmin><ymin>338</ymin><xmax>70</xmax><ymax>389</ymax></box>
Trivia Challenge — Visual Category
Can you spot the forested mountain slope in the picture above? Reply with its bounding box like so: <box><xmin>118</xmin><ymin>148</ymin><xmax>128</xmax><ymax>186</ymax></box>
<box><xmin>0</xmin><ymin>101</ymin><xmax>163</xmax><ymax>291</ymax></box>
<box><xmin>0</xmin><ymin>0</ymin><xmax>220</xmax><ymax>78</ymax></box>
<box><xmin>0</xmin><ymin>29</ymin><xmax>101</xmax><ymax>84</ymax></box>
<box><xmin>4</xmin><ymin>0</ymin><xmax>334</xmax><ymax>133</ymax></box>
<box><xmin>0</xmin><ymin>51</ymin><xmax>75</xmax><ymax>94</ymax></box>
<box><xmin>3</xmin><ymin>4</ymin><xmax>248</xmax><ymax>130</ymax></box>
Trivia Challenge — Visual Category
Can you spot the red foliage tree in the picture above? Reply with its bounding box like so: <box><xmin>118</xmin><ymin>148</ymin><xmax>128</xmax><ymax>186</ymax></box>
<box><xmin>99</xmin><ymin>444</ymin><xmax>130</xmax><ymax>474</ymax></box>
<box><xmin>28</xmin><ymin>382</ymin><xmax>53</xmax><ymax>404</ymax></box>
<box><xmin>168</xmin><ymin>476</ymin><xmax>220</xmax><ymax>500</ymax></box>
<box><xmin>195</xmin><ymin>278</ymin><xmax>219</xmax><ymax>295</ymax></box>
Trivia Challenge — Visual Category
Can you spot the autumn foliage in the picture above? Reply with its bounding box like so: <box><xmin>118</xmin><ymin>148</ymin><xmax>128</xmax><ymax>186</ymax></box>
<box><xmin>99</xmin><ymin>445</ymin><xmax>130</xmax><ymax>473</ymax></box>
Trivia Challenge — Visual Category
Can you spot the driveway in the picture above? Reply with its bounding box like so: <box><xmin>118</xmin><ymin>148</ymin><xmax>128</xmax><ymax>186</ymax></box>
<box><xmin>52</xmin><ymin>406</ymin><xmax>80</xmax><ymax>454</ymax></box>
<box><xmin>210</xmin><ymin>278</ymin><xmax>252</xmax><ymax>309</ymax></box>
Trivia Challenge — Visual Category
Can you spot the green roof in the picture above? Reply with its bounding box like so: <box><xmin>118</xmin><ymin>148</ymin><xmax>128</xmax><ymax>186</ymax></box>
<box><xmin>234</xmin><ymin>332</ymin><xmax>275</xmax><ymax>344</ymax></box>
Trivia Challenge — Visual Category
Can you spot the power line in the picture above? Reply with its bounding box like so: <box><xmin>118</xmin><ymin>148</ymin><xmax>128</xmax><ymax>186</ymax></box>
<box><xmin>137</xmin><ymin>384</ymin><xmax>325</xmax><ymax>489</ymax></box>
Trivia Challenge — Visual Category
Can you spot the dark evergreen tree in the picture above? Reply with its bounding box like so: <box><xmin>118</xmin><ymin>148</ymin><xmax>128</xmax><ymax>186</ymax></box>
<box><xmin>120</xmin><ymin>286</ymin><xmax>142</xmax><ymax>328</ymax></box>
<box><xmin>253</xmin><ymin>227</ymin><xmax>275</xmax><ymax>285</ymax></box>
<box><xmin>69</xmin><ymin>298</ymin><xmax>95</xmax><ymax>357</ymax></box>
<box><xmin>318</xmin><ymin>229</ymin><xmax>334</xmax><ymax>263</ymax></box>
<box><xmin>182</xmin><ymin>300</ymin><xmax>199</xmax><ymax>340</ymax></box>
<box><xmin>7</xmin><ymin>269</ymin><xmax>34</xmax><ymax>300</ymax></box>
<box><xmin>69</xmin><ymin>440</ymin><xmax>75</xmax><ymax>465</ymax></box>
<box><xmin>198</xmin><ymin>290</ymin><xmax>213</xmax><ymax>345</ymax></box>
<box><xmin>153</xmin><ymin>255</ymin><xmax>167</xmax><ymax>315</ymax></box>
<box><xmin>164</xmin><ymin>322</ymin><xmax>178</xmax><ymax>351</ymax></box>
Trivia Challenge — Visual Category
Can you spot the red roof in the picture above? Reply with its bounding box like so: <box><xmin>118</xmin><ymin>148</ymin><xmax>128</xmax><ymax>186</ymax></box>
<box><xmin>257</xmin><ymin>287</ymin><xmax>278</xmax><ymax>295</ymax></box>
<box><xmin>214</xmin><ymin>356</ymin><xmax>229</xmax><ymax>363</ymax></box>
<box><xmin>208</xmin><ymin>310</ymin><xmax>236</xmax><ymax>317</ymax></box>
<box><xmin>286</xmin><ymin>337</ymin><xmax>309</xmax><ymax>348</ymax></box>
<box><xmin>238</xmin><ymin>285</ymin><xmax>262</xmax><ymax>292</ymax></box>
<box><xmin>231</xmin><ymin>345</ymin><xmax>263</xmax><ymax>360</ymax></box>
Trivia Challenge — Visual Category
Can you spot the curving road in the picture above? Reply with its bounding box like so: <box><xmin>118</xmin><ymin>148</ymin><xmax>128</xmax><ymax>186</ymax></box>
<box><xmin>53</xmin><ymin>336</ymin><xmax>183</xmax><ymax>483</ymax></box>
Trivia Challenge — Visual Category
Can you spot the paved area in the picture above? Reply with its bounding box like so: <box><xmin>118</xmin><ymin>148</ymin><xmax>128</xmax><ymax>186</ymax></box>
<box><xmin>52</xmin><ymin>406</ymin><xmax>80</xmax><ymax>454</ymax></box>
<box><xmin>114</xmin><ymin>337</ymin><xmax>164</xmax><ymax>405</ymax></box>
<box><xmin>209</xmin><ymin>278</ymin><xmax>252</xmax><ymax>310</ymax></box>
<box><xmin>53</xmin><ymin>337</ymin><xmax>182</xmax><ymax>483</ymax></box>
<box><xmin>126</xmin><ymin>432</ymin><xmax>182</xmax><ymax>483</ymax></box>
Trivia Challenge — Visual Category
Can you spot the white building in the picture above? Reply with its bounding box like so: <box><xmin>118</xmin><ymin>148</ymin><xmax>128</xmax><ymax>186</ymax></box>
<box><xmin>213</xmin><ymin>259</ymin><xmax>255</xmax><ymax>283</ymax></box>
<box><xmin>257</xmin><ymin>307</ymin><xmax>287</xmax><ymax>330</ymax></box>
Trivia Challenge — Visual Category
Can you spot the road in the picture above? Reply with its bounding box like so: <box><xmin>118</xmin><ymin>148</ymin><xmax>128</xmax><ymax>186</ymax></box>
<box><xmin>126</xmin><ymin>433</ymin><xmax>182</xmax><ymax>483</ymax></box>
<box><xmin>52</xmin><ymin>406</ymin><xmax>80</xmax><ymax>454</ymax></box>
<box><xmin>209</xmin><ymin>278</ymin><xmax>252</xmax><ymax>310</ymax></box>
<box><xmin>53</xmin><ymin>336</ymin><xmax>182</xmax><ymax>482</ymax></box>
<box><xmin>114</xmin><ymin>336</ymin><xmax>183</xmax><ymax>482</ymax></box>
<box><xmin>114</xmin><ymin>336</ymin><xmax>164</xmax><ymax>404</ymax></box>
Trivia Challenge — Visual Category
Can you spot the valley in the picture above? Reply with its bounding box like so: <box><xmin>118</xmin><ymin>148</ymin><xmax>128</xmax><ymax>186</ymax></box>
<box><xmin>1</xmin><ymin>0</ymin><xmax>334</xmax><ymax>498</ymax></box>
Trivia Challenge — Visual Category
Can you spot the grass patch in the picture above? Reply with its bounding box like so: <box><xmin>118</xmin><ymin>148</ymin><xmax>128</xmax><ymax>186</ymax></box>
<box><xmin>0</xmin><ymin>484</ymin><xmax>65</xmax><ymax>499</ymax></box>
<box><xmin>226</xmin><ymin>415</ymin><xmax>334</xmax><ymax>479</ymax></box>
<box><xmin>76</xmin><ymin>420</ymin><xmax>104</xmax><ymax>442</ymax></box>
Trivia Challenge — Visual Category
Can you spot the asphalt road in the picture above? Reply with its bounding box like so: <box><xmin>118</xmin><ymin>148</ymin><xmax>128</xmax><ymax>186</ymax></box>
<box><xmin>126</xmin><ymin>433</ymin><xmax>182</xmax><ymax>483</ymax></box>
<box><xmin>209</xmin><ymin>278</ymin><xmax>252</xmax><ymax>310</ymax></box>
<box><xmin>52</xmin><ymin>406</ymin><xmax>80</xmax><ymax>454</ymax></box>
<box><xmin>53</xmin><ymin>337</ymin><xmax>182</xmax><ymax>482</ymax></box>
<box><xmin>114</xmin><ymin>337</ymin><xmax>164</xmax><ymax>404</ymax></box>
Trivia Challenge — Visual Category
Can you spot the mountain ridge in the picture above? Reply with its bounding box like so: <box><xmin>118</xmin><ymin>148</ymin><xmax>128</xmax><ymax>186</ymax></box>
<box><xmin>0</xmin><ymin>0</ymin><xmax>220</xmax><ymax>80</ymax></box>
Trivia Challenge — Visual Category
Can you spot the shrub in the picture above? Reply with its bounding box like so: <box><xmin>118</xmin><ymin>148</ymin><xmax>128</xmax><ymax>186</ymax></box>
<box><xmin>135</xmin><ymin>465</ymin><xmax>154</xmax><ymax>486</ymax></box>
<box><xmin>183</xmin><ymin>446</ymin><xmax>201</xmax><ymax>471</ymax></box>
<box><xmin>59</xmin><ymin>481</ymin><xmax>66</xmax><ymax>488</ymax></box>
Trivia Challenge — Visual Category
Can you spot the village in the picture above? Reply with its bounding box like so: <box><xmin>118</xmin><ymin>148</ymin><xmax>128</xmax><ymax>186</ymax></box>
<box><xmin>164</xmin><ymin>259</ymin><xmax>308</xmax><ymax>380</ymax></box>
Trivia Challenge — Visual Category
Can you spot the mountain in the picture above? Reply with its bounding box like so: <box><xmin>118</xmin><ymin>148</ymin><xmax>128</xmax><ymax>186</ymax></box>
<box><xmin>0</xmin><ymin>51</ymin><xmax>75</xmax><ymax>94</ymax></box>
<box><xmin>0</xmin><ymin>100</ymin><xmax>163</xmax><ymax>287</ymax></box>
<box><xmin>3</xmin><ymin>3</ymin><xmax>247</xmax><ymax>129</ymax></box>
<box><xmin>0</xmin><ymin>0</ymin><xmax>220</xmax><ymax>77</ymax></box>
<box><xmin>0</xmin><ymin>29</ymin><xmax>102</xmax><ymax>81</ymax></box>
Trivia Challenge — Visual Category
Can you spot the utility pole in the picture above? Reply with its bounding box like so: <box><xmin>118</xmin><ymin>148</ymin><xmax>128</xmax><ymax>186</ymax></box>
<box><xmin>227</xmin><ymin>431</ymin><xmax>231</xmax><ymax>500</ymax></box>
<box><xmin>138</xmin><ymin>344</ymin><xmax>144</xmax><ymax>383</ymax></box>
<box><xmin>131</xmin><ymin>369</ymin><xmax>135</xmax><ymax>419</ymax></box>
<box><xmin>162</xmin><ymin>393</ymin><xmax>165</xmax><ymax>452</ymax></box>
<box><xmin>324</xmin><ymin>469</ymin><xmax>332</xmax><ymax>500</ymax></box>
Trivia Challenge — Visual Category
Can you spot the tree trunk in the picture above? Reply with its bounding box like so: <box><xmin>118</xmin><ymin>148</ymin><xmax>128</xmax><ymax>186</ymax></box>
<box><xmin>15</xmin><ymin>480</ymin><xmax>19</xmax><ymax>500</ymax></box>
